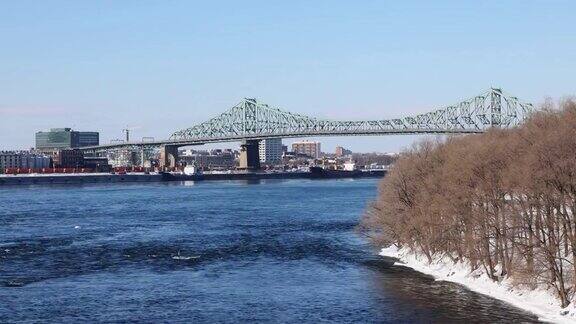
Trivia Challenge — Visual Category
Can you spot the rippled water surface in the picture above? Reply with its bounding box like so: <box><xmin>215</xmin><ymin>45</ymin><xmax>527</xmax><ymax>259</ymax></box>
<box><xmin>0</xmin><ymin>179</ymin><xmax>539</xmax><ymax>323</ymax></box>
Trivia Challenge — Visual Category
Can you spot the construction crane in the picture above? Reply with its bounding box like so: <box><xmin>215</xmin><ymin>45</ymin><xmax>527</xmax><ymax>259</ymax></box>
<box><xmin>122</xmin><ymin>126</ymin><xmax>140</xmax><ymax>143</ymax></box>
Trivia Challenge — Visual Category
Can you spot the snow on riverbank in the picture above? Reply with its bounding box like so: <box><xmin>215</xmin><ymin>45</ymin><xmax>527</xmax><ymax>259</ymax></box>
<box><xmin>380</xmin><ymin>246</ymin><xmax>576</xmax><ymax>323</ymax></box>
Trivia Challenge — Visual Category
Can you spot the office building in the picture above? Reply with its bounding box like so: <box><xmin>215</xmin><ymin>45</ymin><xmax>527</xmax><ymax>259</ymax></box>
<box><xmin>292</xmin><ymin>140</ymin><xmax>321</xmax><ymax>158</ymax></box>
<box><xmin>258</xmin><ymin>138</ymin><xmax>283</xmax><ymax>165</ymax></box>
<box><xmin>77</xmin><ymin>131</ymin><xmax>100</xmax><ymax>147</ymax></box>
<box><xmin>35</xmin><ymin>128</ymin><xmax>99</xmax><ymax>151</ymax></box>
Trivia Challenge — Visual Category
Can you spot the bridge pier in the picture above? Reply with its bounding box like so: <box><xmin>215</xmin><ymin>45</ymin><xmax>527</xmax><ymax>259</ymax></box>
<box><xmin>159</xmin><ymin>145</ymin><xmax>179</xmax><ymax>169</ymax></box>
<box><xmin>238</xmin><ymin>140</ymin><xmax>261</xmax><ymax>171</ymax></box>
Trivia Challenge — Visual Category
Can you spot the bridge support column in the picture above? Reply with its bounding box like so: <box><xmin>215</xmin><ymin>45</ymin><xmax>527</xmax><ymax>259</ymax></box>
<box><xmin>159</xmin><ymin>145</ymin><xmax>179</xmax><ymax>169</ymax></box>
<box><xmin>238</xmin><ymin>140</ymin><xmax>260</xmax><ymax>171</ymax></box>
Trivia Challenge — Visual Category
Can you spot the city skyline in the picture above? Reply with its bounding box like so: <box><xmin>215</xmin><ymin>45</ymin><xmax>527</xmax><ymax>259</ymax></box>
<box><xmin>1</xmin><ymin>1</ymin><xmax>575</xmax><ymax>152</ymax></box>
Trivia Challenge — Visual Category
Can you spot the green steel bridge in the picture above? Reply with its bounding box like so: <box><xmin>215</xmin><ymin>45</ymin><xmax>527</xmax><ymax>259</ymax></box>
<box><xmin>80</xmin><ymin>88</ymin><xmax>534</xmax><ymax>168</ymax></box>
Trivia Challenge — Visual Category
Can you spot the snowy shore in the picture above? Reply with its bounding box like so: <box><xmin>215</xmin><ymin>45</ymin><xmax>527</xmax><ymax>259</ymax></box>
<box><xmin>380</xmin><ymin>246</ymin><xmax>576</xmax><ymax>323</ymax></box>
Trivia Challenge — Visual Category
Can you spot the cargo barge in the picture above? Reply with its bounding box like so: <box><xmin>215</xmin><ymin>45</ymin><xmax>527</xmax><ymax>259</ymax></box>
<box><xmin>0</xmin><ymin>173</ymin><xmax>167</xmax><ymax>186</ymax></box>
<box><xmin>309</xmin><ymin>167</ymin><xmax>385</xmax><ymax>178</ymax></box>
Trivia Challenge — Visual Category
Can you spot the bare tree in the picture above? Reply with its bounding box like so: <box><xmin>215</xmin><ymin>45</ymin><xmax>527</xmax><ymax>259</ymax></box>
<box><xmin>360</xmin><ymin>98</ymin><xmax>576</xmax><ymax>307</ymax></box>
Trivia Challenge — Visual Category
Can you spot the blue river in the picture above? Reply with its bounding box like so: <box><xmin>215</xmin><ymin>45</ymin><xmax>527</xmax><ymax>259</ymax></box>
<box><xmin>0</xmin><ymin>179</ymin><xmax>539</xmax><ymax>323</ymax></box>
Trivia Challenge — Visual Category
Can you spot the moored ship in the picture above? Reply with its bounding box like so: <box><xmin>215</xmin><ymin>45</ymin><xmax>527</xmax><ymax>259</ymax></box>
<box><xmin>309</xmin><ymin>166</ymin><xmax>385</xmax><ymax>178</ymax></box>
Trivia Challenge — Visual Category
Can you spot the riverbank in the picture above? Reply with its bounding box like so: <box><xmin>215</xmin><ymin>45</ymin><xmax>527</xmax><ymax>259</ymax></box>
<box><xmin>380</xmin><ymin>246</ymin><xmax>576</xmax><ymax>323</ymax></box>
<box><xmin>0</xmin><ymin>169</ymin><xmax>386</xmax><ymax>186</ymax></box>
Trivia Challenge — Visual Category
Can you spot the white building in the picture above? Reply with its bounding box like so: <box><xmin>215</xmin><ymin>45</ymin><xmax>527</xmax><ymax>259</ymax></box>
<box><xmin>259</xmin><ymin>138</ymin><xmax>283</xmax><ymax>165</ymax></box>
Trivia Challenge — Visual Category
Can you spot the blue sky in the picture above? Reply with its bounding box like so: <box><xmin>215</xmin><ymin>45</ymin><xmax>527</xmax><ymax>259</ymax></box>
<box><xmin>1</xmin><ymin>1</ymin><xmax>575</xmax><ymax>152</ymax></box>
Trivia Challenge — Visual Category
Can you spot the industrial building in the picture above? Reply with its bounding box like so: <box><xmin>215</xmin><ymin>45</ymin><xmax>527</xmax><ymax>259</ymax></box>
<box><xmin>52</xmin><ymin>149</ymin><xmax>85</xmax><ymax>168</ymax></box>
<box><xmin>180</xmin><ymin>149</ymin><xmax>237</xmax><ymax>170</ymax></box>
<box><xmin>292</xmin><ymin>140</ymin><xmax>321</xmax><ymax>158</ymax></box>
<box><xmin>106</xmin><ymin>148</ymin><xmax>138</xmax><ymax>168</ymax></box>
<box><xmin>0</xmin><ymin>151</ymin><xmax>51</xmax><ymax>171</ymax></box>
<box><xmin>84</xmin><ymin>157</ymin><xmax>112</xmax><ymax>172</ymax></box>
<box><xmin>35</xmin><ymin>128</ymin><xmax>99</xmax><ymax>151</ymax></box>
<box><xmin>258</xmin><ymin>138</ymin><xmax>283</xmax><ymax>165</ymax></box>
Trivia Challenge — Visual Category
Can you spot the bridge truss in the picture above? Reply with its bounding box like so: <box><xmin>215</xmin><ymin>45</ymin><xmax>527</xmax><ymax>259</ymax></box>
<box><xmin>170</xmin><ymin>88</ymin><xmax>534</xmax><ymax>142</ymax></box>
<box><xmin>81</xmin><ymin>87</ymin><xmax>534</xmax><ymax>155</ymax></box>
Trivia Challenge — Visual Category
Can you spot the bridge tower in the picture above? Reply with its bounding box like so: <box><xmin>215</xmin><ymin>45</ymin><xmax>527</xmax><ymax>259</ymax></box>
<box><xmin>490</xmin><ymin>88</ymin><xmax>503</xmax><ymax>126</ymax></box>
<box><xmin>238</xmin><ymin>139</ymin><xmax>261</xmax><ymax>171</ymax></box>
<box><xmin>159</xmin><ymin>145</ymin><xmax>179</xmax><ymax>169</ymax></box>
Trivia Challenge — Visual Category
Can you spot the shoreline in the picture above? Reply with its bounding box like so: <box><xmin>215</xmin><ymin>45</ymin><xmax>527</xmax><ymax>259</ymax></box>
<box><xmin>0</xmin><ymin>170</ymin><xmax>386</xmax><ymax>186</ymax></box>
<box><xmin>380</xmin><ymin>246</ymin><xmax>576</xmax><ymax>323</ymax></box>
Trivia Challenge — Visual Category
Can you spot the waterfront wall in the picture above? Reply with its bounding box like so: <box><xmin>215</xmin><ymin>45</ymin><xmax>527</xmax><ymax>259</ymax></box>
<box><xmin>0</xmin><ymin>170</ymin><xmax>386</xmax><ymax>186</ymax></box>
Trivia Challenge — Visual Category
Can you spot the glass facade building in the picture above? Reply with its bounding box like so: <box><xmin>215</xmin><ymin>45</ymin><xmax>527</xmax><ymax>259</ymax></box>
<box><xmin>258</xmin><ymin>138</ymin><xmax>283</xmax><ymax>165</ymax></box>
<box><xmin>77</xmin><ymin>132</ymin><xmax>100</xmax><ymax>147</ymax></box>
<box><xmin>35</xmin><ymin>128</ymin><xmax>99</xmax><ymax>151</ymax></box>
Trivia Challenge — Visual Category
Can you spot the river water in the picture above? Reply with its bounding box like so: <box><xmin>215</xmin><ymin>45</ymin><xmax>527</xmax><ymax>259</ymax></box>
<box><xmin>0</xmin><ymin>179</ymin><xmax>539</xmax><ymax>323</ymax></box>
